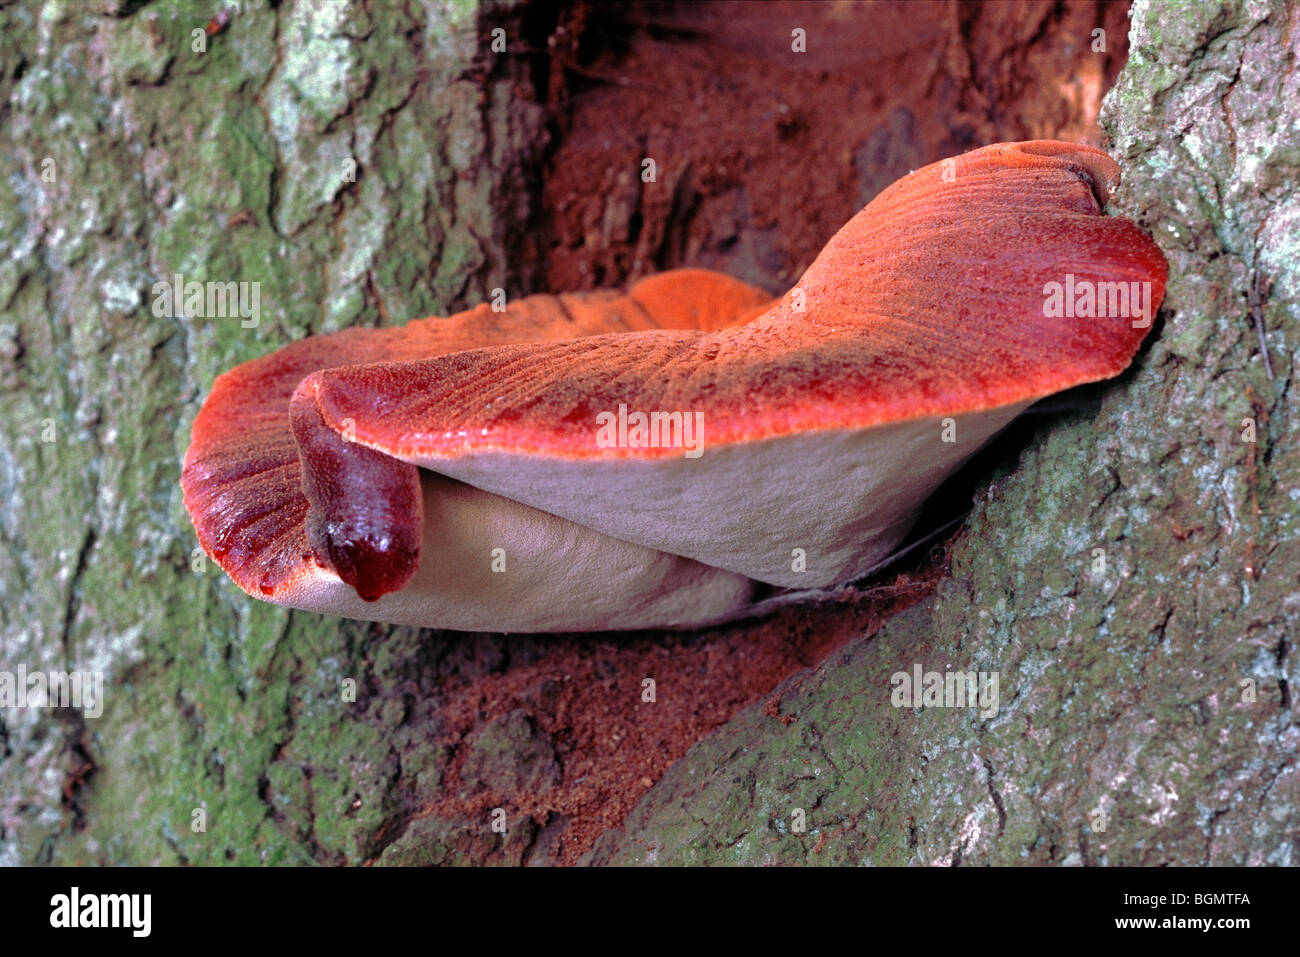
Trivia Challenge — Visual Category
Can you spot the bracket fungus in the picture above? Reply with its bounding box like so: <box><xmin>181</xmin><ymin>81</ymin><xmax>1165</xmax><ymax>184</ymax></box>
<box><xmin>182</xmin><ymin>141</ymin><xmax>1167</xmax><ymax>632</ymax></box>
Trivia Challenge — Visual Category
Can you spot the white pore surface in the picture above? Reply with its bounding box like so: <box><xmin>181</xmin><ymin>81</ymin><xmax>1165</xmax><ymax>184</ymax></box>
<box><xmin>274</xmin><ymin>470</ymin><xmax>756</xmax><ymax>633</ymax></box>
<box><xmin>412</xmin><ymin>404</ymin><xmax>1032</xmax><ymax>589</ymax></box>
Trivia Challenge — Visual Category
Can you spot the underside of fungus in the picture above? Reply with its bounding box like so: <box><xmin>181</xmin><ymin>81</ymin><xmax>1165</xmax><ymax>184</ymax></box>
<box><xmin>181</xmin><ymin>140</ymin><xmax>1168</xmax><ymax>632</ymax></box>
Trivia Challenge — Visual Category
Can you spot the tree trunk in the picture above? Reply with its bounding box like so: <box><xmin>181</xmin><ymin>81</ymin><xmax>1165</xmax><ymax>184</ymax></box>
<box><xmin>0</xmin><ymin>0</ymin><xmax>544</xmax><ymax>865</ymax></box>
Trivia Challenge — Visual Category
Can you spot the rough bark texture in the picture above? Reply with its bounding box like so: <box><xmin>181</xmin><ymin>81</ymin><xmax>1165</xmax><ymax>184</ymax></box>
<box><xmin>0</xmin><ymin>0</ymin><xmax>546</xmax><ymax>865</ymax></box>
<box><xmin>585</xmin><ymin>0</ymin><xmax>1299</xmax><ymax>866</ymax></box>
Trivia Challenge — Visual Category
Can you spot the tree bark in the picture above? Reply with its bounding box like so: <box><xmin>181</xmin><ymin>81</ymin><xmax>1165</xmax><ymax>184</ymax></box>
<box><xmin>0</xmin><ymin>0</ymin><xmax>544</xmax><ymax>865</ymax></box>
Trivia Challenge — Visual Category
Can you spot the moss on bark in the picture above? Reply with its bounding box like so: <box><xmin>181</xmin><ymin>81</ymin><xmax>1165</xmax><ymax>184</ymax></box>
<box><xmin>0</xmin><ymin>0</ymin><xmax>544</xmax><ymax>865</ymax></box>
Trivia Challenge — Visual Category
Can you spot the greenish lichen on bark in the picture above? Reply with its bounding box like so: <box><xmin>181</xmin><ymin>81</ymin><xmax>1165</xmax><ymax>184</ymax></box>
<box><xmin>584</xmin><ymin>0</ymin><xmax>1298</xmax><ymax>866</ymax></box>
<box><xmin>0</xmin><ymin>0</ymin><xmax>543</xmax><ymax>865</ymax></box>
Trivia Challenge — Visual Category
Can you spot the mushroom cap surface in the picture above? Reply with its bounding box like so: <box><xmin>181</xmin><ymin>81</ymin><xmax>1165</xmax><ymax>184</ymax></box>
<box><xmin>181</xmin><ymin>141</ymin><xmax>1167</xmax><ymax>631</ymax></box>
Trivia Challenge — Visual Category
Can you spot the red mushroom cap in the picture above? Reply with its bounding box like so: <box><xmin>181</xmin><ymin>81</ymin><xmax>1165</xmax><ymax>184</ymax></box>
<box><xmin>182</xmin><ymin>141</ymin><xmax>1167</xmax><ymax>631</ymax></box>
